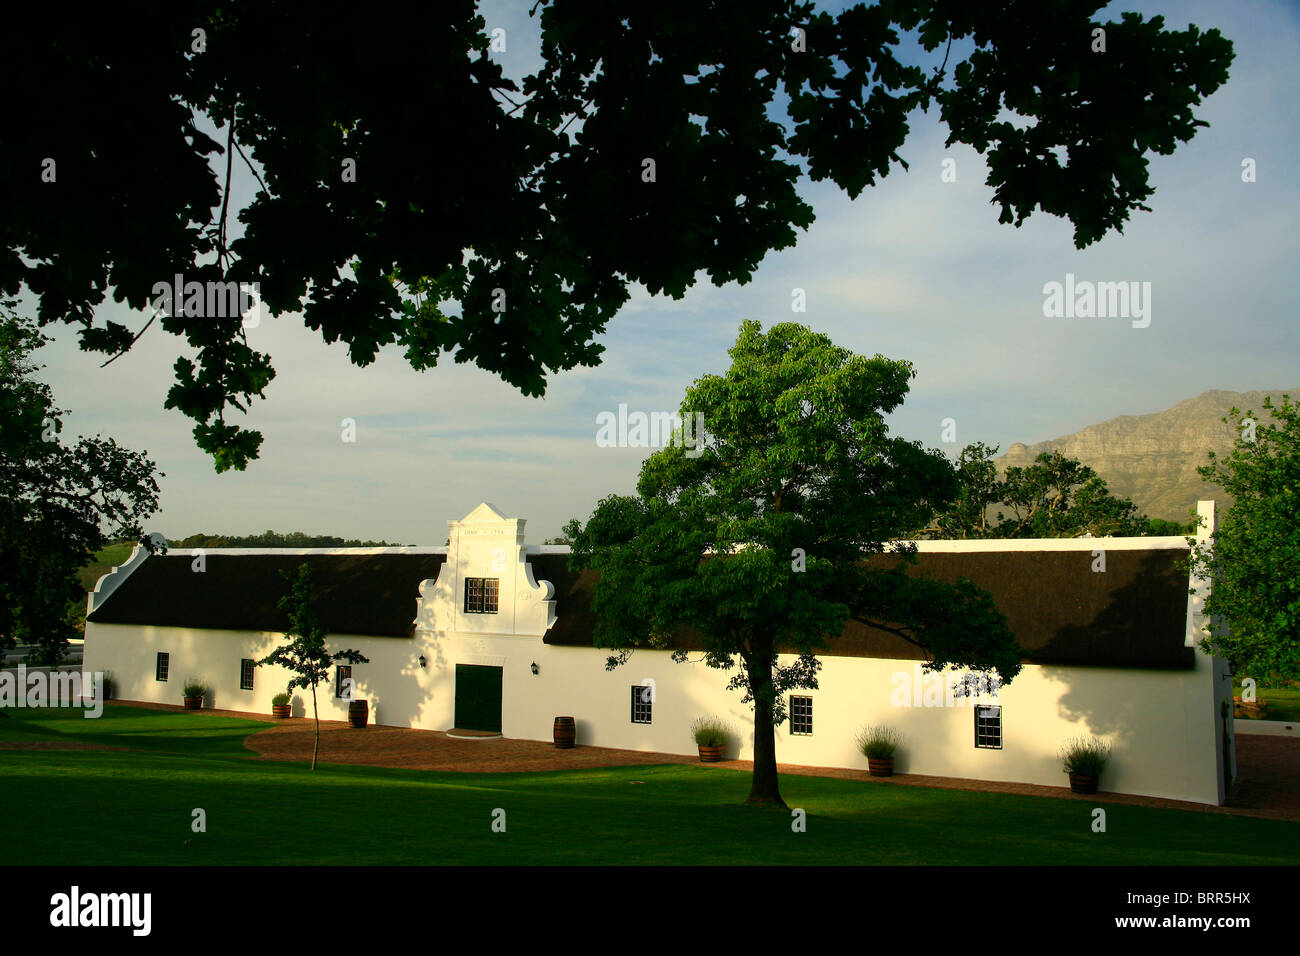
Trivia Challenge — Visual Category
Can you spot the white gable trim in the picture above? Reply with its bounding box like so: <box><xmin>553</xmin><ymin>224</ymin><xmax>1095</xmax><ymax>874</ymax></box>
<box><xmin>87</xmin><ymin>542</ymin><xmax>153</xmax><ymax>615</ymax></box>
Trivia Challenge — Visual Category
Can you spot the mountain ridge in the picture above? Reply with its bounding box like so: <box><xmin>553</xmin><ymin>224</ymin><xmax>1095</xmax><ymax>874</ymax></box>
<box><xmin>995</xmin><ymin>388</ymin><xmax>1298</xmax><ymax>522</ymax></box>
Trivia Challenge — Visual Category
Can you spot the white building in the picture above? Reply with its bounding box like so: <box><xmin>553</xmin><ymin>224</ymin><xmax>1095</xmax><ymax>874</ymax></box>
<box><xmin>82</xmin><ymin>500</ymin><xmax>1236</xmax><ymax>805</ymax></box>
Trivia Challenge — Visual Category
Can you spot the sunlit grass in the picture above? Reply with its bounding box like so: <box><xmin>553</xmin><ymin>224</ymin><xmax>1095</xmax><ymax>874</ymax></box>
<box><xmin>2</xmin><ymin>706</ymin><xmax>1296</xmax><ymax>866</ymax></box>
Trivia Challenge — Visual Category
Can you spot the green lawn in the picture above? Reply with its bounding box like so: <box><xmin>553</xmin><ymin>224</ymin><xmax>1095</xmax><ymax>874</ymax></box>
<box><xmin>3</xmin><ymin>706</ymin><xmax>1297</xmax><ymax>866</ymax></box>
<box><xmin>1234</xmin><ymin>683</ymin><xmax>1300</xmax><ymax>723</ymax></box>
<box><xmin>78</xmin><ymin>540</ymin><xmax>137</xmax><ymax>593</ymax></box>
<box><xmin>0</xmin><ymin>703</ymin><xmax>265</xmax><ymax>756</ymax></box>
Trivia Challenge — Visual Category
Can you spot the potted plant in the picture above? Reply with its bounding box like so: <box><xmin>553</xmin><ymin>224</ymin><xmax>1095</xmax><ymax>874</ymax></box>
<box><xmin>182</xmin><ymin>679</ymin><xmax>206</xmax><ymax>710</ymax></box>
<box><xmin>271</xmin><ymin>692</ymin><xmax>291</xmax><ymax>719</ymax></box>
<box><xmin>690</xmin><ymin>716</ymin><xmax>729</xmax><ymax>762</ymax></box>
<box><xmin>1059</xmin><ymin>736</ymin><xmax>1112</xmax><ymax>794</ymax></box>
<box><xmin>856</xmin><ymin>725</ymin><xmax>901</xmax><ymax>777</ymax></box>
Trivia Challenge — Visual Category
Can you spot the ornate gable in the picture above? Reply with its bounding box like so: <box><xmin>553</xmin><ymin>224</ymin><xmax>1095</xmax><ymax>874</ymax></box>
<box><xmin>415</xmin><ymin>503</ymin><xmax>556</xmax><ymax>636</ymax></box>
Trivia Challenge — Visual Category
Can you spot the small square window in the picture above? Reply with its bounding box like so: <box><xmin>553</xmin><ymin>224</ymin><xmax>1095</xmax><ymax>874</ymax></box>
<box><xmin>155</xmin><ymin>652</ymin><xmax>169</xmax><ymax>682</ymax></box>
<box><xmin>630</xmin><ymin>685</ymin><xmax>652</xmax><ymax>724</ymax></box>
<box><xmin>239</xmin><ymin>658</ymin><xmax>255</xmax><ymax>691</ymax></box>
<box><xmin>464</xmin><ymin>577</ymin><xmax>499</xmax><ymax>614</ymax></box>
<box><xmin>335</xmin><ymin>665</ymin><xmax>353</xmax><ymax>700</ymax></box>
<box><xmin>975</xmin><ymin>705</ymin><xmax>1002</xmax><ymax>749</ymax></box>
<box><xmin>790</xmin><ymin>696</ymin><xmax>813</xmax><ymax>735</ymax></box>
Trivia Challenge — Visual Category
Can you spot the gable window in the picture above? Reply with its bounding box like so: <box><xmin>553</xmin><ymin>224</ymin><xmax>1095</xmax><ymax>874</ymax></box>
<box><xmin>975</xmin><ymin>705</ymin><xmax>1002</xmax><ymax>749</ymax></box>
<box><xmin>464</xmin><ymin>577</ymin><xmax>499</xmax><ymax>614</ymax></box>
<box><xmin>790</xmin><ymin>696</ymin><xmax>813</xmax><ymax>735</ymax></box>
<box><xmin>630</xmin><ymin>685</ymin><xmax>653</xmax><ymax>724</ymax></box>
<box><xmin>155</xmin><ymin>652</ymin><xmax>169</xmax><ymax>682</ymax></box>
<box><xmin>239</xmin><ymin>658</ymin><xmax>255</xmax><ymax>691</ymax></box>
<box><xmin>335</xmin><ymin>665</ymin><xmax>353</xmax><ymax>700</ymax></box>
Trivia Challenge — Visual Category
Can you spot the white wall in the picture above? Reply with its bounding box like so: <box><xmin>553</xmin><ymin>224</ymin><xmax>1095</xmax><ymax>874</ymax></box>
<box><xmin>82</xmin><ymin>623</ymin><xmax>421</xmax><ymax>724</ymax></box>
<box><xmin>82</xmin><ymin>618</ymin><xmax>1223</xmax><ymax>804</ymax></box>
<box><xmin>81</xmin><ymin>501</ymin><xmax>1227</xmax><ymax>805</ymax></box>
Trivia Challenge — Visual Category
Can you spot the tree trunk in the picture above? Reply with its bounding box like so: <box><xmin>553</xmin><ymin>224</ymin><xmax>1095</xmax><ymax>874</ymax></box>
<box><xmin>746</xmin><ymin>640</ymin><xmax>786</xmax><ymax>808</ymax></box>
<box><xmin>311</xmin><ymin>683</ymin><xmax>320</xmax><ymax>771</ymax></box>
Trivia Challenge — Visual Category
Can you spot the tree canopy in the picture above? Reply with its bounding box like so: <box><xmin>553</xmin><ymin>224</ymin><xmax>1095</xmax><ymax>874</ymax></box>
<box><xmin>1188</xmin><ymin>396</ymin><xmax>1300</xmax><ymax>681</ymax></box>
<box><xmin>171</xmin><ymin>530</ymin><xmax>408</xmax><ymax>550</ymax></box>
<box><xmin>566</xmin><ymin>321</ymin><xmax>1020</xmax><ymax>806</ymax></box>
<box><xmin>920</xmin><ymin>443</ymin><xmax>1151</xmax><ymax>538</ymax></box>
<box><xmin>2</xmin><ymin>2</ymin><xmax>1233</xmax><ymax>470</ymax></box>
<box><xmin>0</xmin><ymin>300</ymin><xmax>162</xmax><ymax>664</ymax></box>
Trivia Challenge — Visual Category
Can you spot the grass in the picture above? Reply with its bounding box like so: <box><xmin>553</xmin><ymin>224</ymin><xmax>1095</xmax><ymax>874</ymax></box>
<box><xmin>1234</xmin><ymin>683</ymin><xmax>1300</xmax><ymax>723</ymax></box>
<box><xmin>3</xmin><ymin>706</ymin><xmax>1298</xmax><ymax>866</ymax></box>
<box><xmin>0</xmin><ymin>704</ymin><xmax>265</xmax><ymax>757</ymax></box>
<box><xmin>78</xmin><ymin>540</ymin><xmax>137</xmax><ymax>593</ymax></box>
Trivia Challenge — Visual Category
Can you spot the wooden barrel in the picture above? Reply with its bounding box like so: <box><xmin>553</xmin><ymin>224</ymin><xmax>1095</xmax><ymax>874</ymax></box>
<box><xmin>698</xmin><ymin>745</ymin><xmax>723</xmax><ymax>763</ymax></box>
<box><xmin>867</xmin><ymin>757</ymin><xmax>894</xmax><ymax>778</ymax></box>
<box><xmin>553</xmin><ymin>716</ymin><xmax>576</xmax><ymax>749</ymax></box>
<box><xmin>348</xmin><ymin>699</ymin><xmax>369</xmax><ymax>729</ymax></box>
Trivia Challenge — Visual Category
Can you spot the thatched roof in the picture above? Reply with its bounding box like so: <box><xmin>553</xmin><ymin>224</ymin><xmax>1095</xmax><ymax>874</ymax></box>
<box><xmin>88</xmin><ymin>546</ymin><xmax>1193</xmax><ymax>669</ymax></box>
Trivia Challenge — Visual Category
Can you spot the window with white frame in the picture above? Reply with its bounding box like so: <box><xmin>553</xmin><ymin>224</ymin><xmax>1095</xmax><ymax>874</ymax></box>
<box><xmin>239</xmin><ymin>658</ymin><xmax>255</xmax><ymax>691</ymax></box>
<box><xmin>155</xmin><ymin>652</ymin><xmax>169</xmax><ymax>682</ymax></box>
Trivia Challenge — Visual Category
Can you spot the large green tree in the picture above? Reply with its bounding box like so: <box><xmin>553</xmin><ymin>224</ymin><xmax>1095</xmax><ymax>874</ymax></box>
<box><xmin>1188</xmin><ymin>397</ymin><xmax>1300</xmax><ymax>680</ymax></box>
<box><xmin>0</xmin><ymin>301</ymin><xmax>163</xmax><ymax>664</ymax></box>
<box><xmin>566</xmin><ymin>322</ymin><xmax>1020</xmax><ymax>807</ymax></box>
<box><xmin>2</xmin><ymin>3</ymin><xmax>1232</xmax><ymax>470</ymax></box>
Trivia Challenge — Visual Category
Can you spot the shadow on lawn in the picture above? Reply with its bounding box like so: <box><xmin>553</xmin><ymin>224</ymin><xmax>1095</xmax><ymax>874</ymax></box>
<box><xmin>0</xmin><ymin>704</ymin><xmax>267</xmax><ymax>758</ymax></box>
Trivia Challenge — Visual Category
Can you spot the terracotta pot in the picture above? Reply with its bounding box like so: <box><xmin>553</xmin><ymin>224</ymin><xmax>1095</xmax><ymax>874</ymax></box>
<box><xmin>867</xmin><ymin>757</ymin><xmax>894</xmax><ymax>777</ymax></box>
<box><xmin>1068</xmin><ymin>772</ymin><xmax>1099</xmax><ymax>794</ymax></box>
<box><xmin>272</xmin><ymin>704</ymin><xmax>291</xmax><ymax>719</ymax></box>
<box><xmin>183</xmin><ymin>696</ymin><xmax>202</xmax><ymax>710</ymax></box>
<box><xmin>698</xmin><ymin>744</ymin><xmax>723</xmax><ymax>763</ymax></box>
<box><xmin>348</xmin><ymin>699</ymin><xmax>368</xmax><ymax>728</ymax></box>
<box><xmin>553</xmin><ymin>716</ymin><xmax>576</xmax><ymax>748</ymax></box>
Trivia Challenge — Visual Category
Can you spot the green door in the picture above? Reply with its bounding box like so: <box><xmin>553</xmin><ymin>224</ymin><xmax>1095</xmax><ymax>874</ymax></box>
<box><xmin>454</xmin><ymin>664</ymin><xmax>503</xmax><ymax>732</ymax></box>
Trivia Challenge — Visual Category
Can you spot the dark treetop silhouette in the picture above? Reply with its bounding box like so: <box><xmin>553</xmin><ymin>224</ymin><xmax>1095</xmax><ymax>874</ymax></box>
<box><xmin>2</xmin><ymin>2</ymin><xmax>1232</xmax><ymax>470</ymax></box>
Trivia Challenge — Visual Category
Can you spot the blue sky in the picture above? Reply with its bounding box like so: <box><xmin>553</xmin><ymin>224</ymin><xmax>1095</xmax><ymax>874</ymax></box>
<box><xmin>29</xmin><ymin>0</ymin><xmax>1300</xmax><ymax>543</ymax></box>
